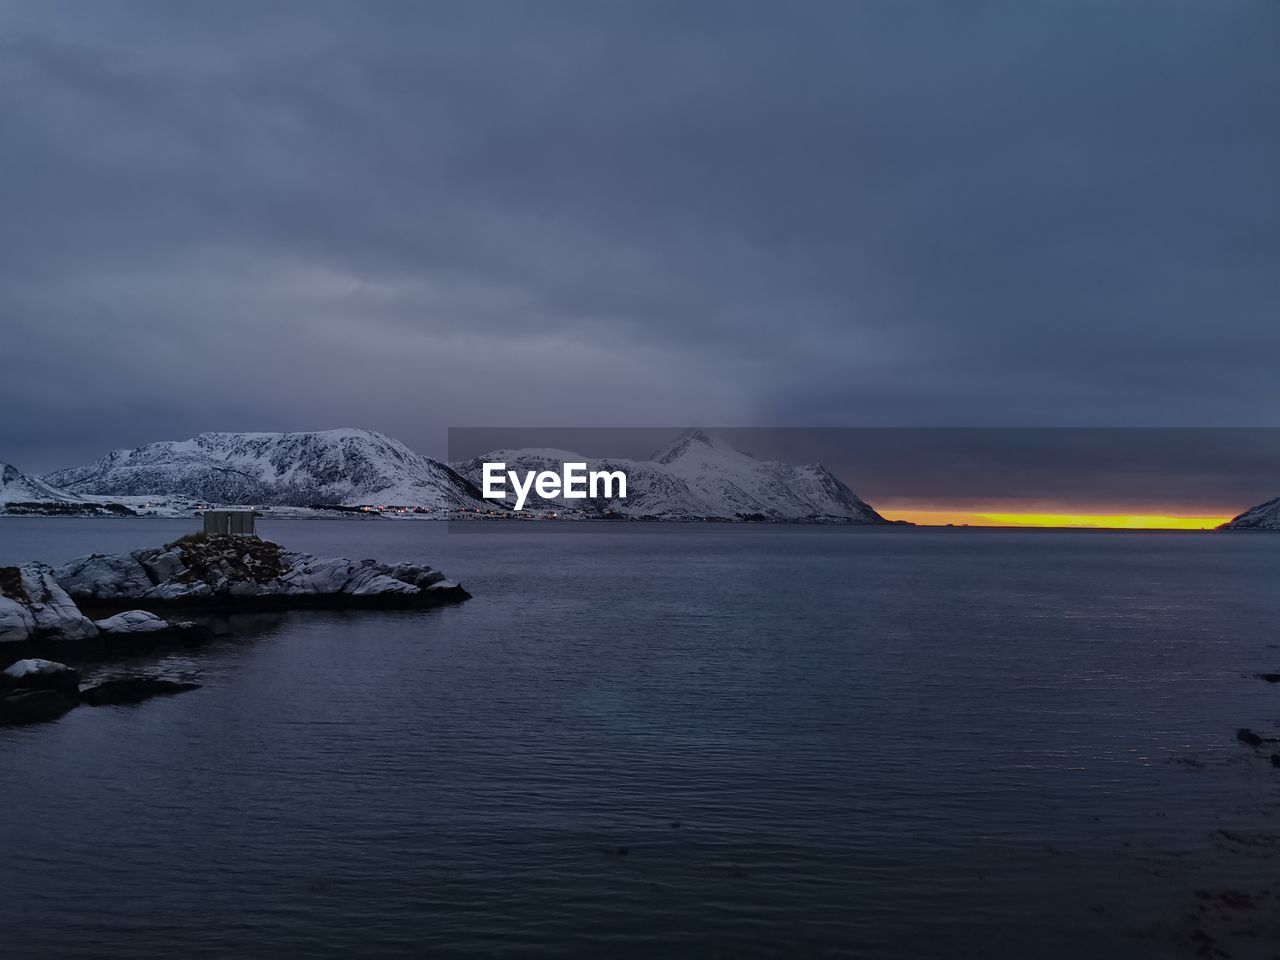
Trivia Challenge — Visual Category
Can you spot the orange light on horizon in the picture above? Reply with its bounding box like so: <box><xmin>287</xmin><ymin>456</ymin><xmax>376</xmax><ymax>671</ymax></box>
<box><xmin>881</xmin><ymin>509</ymin><xmax>1232</xmax><ymax>530</ymax></box>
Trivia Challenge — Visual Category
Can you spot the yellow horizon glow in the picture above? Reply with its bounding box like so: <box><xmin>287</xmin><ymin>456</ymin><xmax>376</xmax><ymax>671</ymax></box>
<box><xmin>881</xmin><ymin>509</ymin><xmax>1231</xmax><ymax>530</ymax></box>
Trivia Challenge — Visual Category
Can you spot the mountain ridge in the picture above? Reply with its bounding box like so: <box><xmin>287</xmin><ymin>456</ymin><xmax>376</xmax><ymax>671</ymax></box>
<box><xmin>0</xmin><ymin>462</ymin><xmax>140</xmax><ymax>517</ymax></box>
<box><xmin>455</xmin><ymin>430</ymin><xmax>888</xmax><ymax>522</ymax></box>
<box><xmin>1</xmin><ymin>462</ymin><xmax>82</xmax><ymax>506</ymax></box>
<box><xmin>1221</xmin><ymin>496</ymin><xmax>1280</xmax><ymax>530</ymax></box>
<box><xmin>36</xmin><ymin>428</ymin><xmax>889</xmax><ymax>522</ymax></box>
<box><xmin>43</xmin><ymin>428</ymin><xmax>487</xmax><ymax>510</ymax></box>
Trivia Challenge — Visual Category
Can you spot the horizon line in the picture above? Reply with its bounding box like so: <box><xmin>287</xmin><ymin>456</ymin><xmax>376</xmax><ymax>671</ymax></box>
<box><xmin>879</xmin><ymin>510</ymin><xmax>1232</xmax><ymax>530</ymax></box>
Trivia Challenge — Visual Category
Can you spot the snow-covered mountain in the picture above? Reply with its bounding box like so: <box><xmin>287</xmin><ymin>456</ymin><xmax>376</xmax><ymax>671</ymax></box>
<box><xmin>650</xmin><ymin>430</ymin><xmax>885</xmax><ymax>522</ymax></box>
<box><xmin>37</xmin><ymin>428</ymin><xmax>887</xmax><ymax>521</ymax></box>
<box><xmin>454</xmin><ymin>447</ymin><xmax>713</xmax><ymax>518</ymax></box>
<box><xmin>1222</xmin><ymin>497</ymin><xmax>1280</xmax><ymax>530</ymax></box>
<box><xmin>1</xmin><ymin>462</ymin><xmax>82</xmax><ymax>506</ymax></box>
<box><xmin>453</xmin><ymin>430</ymin><xmax>887</xmax><ymax>522</ymax></box>
<box><xmin>0</xmin><ymin>463</ymin><xmax>143</xmax><ymax>517</ymax></box>
<box><xmin>43</xmin><ymin>429</ymin><xmax>488</xmax><ymax>510</ymax></box>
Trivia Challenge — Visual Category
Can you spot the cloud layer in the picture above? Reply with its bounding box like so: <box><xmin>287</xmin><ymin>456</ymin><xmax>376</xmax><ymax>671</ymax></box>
<box><xmin>2</xmin><ymin>1</ymin><xmax>1278</xmax><ymax>473</ymax></box>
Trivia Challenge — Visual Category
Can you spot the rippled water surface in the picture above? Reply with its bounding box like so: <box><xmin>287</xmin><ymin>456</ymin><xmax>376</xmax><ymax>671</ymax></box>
<box><xmin>2</xmin><ymin>519</ymin><xmax>1280</xmax><ymax>958</ymax></box>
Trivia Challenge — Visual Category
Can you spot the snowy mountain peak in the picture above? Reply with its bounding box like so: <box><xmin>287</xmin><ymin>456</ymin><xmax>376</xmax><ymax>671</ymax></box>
<box><xmin>1</xmin><ymin>463</ymin><xmax>81</xmax><ymax>505</ymax></box>
<box><xmin>456</xmin><ymin>433</ymin><xmax>887</xmax><ymax>523</ymax></box>
<box><xmin>652</xmin><ymin>429</ymin><xmax>747</xmax><ymax>465</ymax></box>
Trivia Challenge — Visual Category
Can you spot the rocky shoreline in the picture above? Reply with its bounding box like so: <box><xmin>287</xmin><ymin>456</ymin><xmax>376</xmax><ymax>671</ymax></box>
<box><xmin>1</xmin><ymin>658</ymin><xmax>202</xmax><ymax>724</ymax></box>
<box><xmin>0</xmin><ymin>532</ymin><xmax>470</xmax><ymax>722</ymax></box>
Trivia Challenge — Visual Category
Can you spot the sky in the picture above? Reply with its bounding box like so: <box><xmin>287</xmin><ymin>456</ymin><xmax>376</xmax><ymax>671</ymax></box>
<box><xmin>2</xmin><ymin>2</ymin><xmax>1278</xmax><ymax>521</ymax></box>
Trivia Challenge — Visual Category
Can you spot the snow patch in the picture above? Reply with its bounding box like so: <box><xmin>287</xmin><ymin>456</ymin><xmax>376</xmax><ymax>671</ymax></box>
<box><xmin>3</xmin><ymin>658</ymin><xmax>68</xmax><ymax>679</ymax></box>
<box><xmin>95</xmin><ymin>610</ymin><xmax>172</xmax><ymax>634</ymax></box>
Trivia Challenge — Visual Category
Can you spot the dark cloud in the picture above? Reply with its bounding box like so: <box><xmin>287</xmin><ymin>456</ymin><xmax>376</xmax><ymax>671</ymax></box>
<box><xmin>2</xmin><ymin>1</ymin><xmax>1278</xmax><ymax>482</ymax></box>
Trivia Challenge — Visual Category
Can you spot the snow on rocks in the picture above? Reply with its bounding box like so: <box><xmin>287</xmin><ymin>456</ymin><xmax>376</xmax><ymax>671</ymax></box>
<box><xmin>0</xmin><ymin>562</ymin><xmax>204</xmax><ymax>660</ymax></box>
<box><xmin>0</xmin><ymin>534</ymin><xmax>468</xmax><ymax>701</ymax></box>
<box><xmin>0</xmin><ymin>563</ymin><xmax>99</xmax><ymax>646</ymax></box>
<box><xmin>0</xmin><ymin>664</ymin><xmax>201</xmax><ymax>724</ymax></box>
<box><xmin>0</xmin><ymin>656</ymin><xmax>81</xmax><ymax>724</ymax></box>
<box><xmin>3</xmin><ymin>658</ymin><xmax>61</xmax><ymax>678</ymax></box>
<box><xmin>94</xmin><ymin>610</ymin><xmax>172</xmax><ymax>634</ymax></box>
<box><xmin>1</xmin><ymin>658</ymin><xmax>81</xmax><ymax>694</ymax></box>
<box><xmin>52</xmin><ymin>533</ymin><xmax>470</xmax><ymax>611</ymax></box>
<box><xmin>375</xmin><ymin>562</ymin><xmax>447</xmax><ymax>590</ymax></box>
<box><xmin>0</xmin><ymin>595</ymin><xmax>31</xmax><ymax>645</ymax></box>
<box><xmin>53</xmin><ymin>553</ymin><xmax>155</xmax><ymax>602</ymax></box>
<box><xmin>93</xmin><ymin>610</ymin><xmax>214</xmax><ymax>653</ymax></box>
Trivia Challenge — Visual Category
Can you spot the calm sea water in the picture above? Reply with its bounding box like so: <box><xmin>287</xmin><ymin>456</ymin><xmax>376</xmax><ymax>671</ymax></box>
<box><xmin>2</xmin><ymin>519</ymin><xmax>1279</xmax><ymax>958</ymax></box>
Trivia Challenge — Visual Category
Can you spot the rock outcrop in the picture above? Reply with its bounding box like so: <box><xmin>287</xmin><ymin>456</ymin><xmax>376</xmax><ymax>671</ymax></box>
<box><xmin>53</xmin><ymin>533</ymin><xmax>470</xmax><ymax>612</ymax></box>
<box><xmin>80</xmin><ymin>676</ymin><xmax>202</xmax><ymax>706</ymax></box>
<box><xmin>1</xmin><ymin>562</ymin><xmax>213</xmax><ymax>660</ymax></box>
<box><xmin>1</xmin><ymin>658</ymin><xmax>82</xmax><ymax>695</ymax></box>
<box><xmin>0</xmin><ymin>661</ymin><xmax>202</xmax><ymax>724</ymax></box>
<box><xmin>0</xmin><ymin>688</ymin><xmax>79</xmax><ymax>725</ymax></box>
<box><xmin>0</xmin><ymin>658</ymin><xmax>81</xmax><ymax>724</ymax></box>
<box><xmin>0</xmin><ymin>563</ymin><xmax>101</xmax><ymax>648</ymax></box>
<box><xmin>93</xmin><ymin>610</ymin><xmax>215</xmax><ymax>653</ymax></box>
<box><xmin>1</xmin><ymin>534</ymin><xmax>469</xmax><ymax>685</ymax></box>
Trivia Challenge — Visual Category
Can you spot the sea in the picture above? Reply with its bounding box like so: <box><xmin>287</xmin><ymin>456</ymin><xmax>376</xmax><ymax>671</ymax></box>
<box><xmin>2</xmin><ymin>518</ymin><xmax>1279</xmax><ymax>958</ymax></box>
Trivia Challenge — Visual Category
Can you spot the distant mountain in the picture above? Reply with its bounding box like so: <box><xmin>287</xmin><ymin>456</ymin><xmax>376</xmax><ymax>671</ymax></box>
<box><xmin>43</xmin><ymin>429</ymin><xmax>488</xmax><ymax>510</ymax></box>
<box><xmin>453</xmin><ymin>430</ymin><xmax>888</xmax><ymax>522</ymax></box>
<box><xmin>1</xmin><ymin>462</ymin><xmax>138</xmax><ymax>517</ymax></box>
<box><xmin>1</xmin><ymin>462</ymin><xmax>81</xmax><ymax>506</ymax></box>
<box><xmin>454</xmin><ymin>447</ymin><xmax>713</xmax><ymax>518</ymax></box>
<box><xmin>1222</xmin><ymin>497</ymin><xmax>1280</xmax><ymax>530</ymax></box>
<box><xmin>38</xmin><ymin>428</ymin><xmax>889</xmax><ymax>521</ymax></box>
<box><xmin>650</xmin><ymin>429</ymin><xmax>886</xmax><ymax>522</ymax></box>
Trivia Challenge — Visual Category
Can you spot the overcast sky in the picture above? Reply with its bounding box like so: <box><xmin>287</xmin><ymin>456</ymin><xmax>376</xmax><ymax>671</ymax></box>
<box><xmin>2</xmin><ymin>1</ymin><xmax>1278</xmax><ymax>479</ymax></box>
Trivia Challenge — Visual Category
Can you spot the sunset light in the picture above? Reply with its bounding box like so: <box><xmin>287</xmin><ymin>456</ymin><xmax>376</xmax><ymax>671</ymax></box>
<box><xmin>881</xmin><ymin>510</ymin><xmax>1232</xmax><ymax>530</ymax></box>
